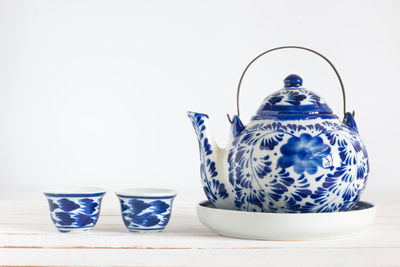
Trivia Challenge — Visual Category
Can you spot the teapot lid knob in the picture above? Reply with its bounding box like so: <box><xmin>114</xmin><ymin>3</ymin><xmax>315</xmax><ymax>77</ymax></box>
<box><xmin>284</xmin><ymin>74</ymin><xmax>303</xmax><ymax>87</ymax></box>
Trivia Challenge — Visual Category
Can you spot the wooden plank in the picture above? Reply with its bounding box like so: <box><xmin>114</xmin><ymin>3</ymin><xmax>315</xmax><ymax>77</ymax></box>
<box><xmin>0</xmin><ymin>216</ymin><xmax>398</xmax><ymax>249</ymax></box>
<box><xmin>0</xmin><ymin>247</ymin><xmax>399</xmax><ymax>267</ymax></box>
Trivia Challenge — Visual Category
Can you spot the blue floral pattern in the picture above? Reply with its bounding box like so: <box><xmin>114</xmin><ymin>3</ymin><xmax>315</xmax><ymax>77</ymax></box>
<box><xmin>262</xmin><ymin>88</ymin><xmax>323</xmax><ymax>106</ymax></box>
<box><xmin>255</xmin><ymin>87</ymin><xmax>332</xmax><ymax>117</ymax></box>
<box><xmin>45</xmin><ymin>195</ymin><xmax>104</xmax><ymax>232</ymax></box>
<box><xmin>227</xmin><ymin>120</ymin><xmax>369</xmax><ymax>213</ymax></box>
<box><xmin>277</xmin><ymin>133</ymin><xmax>331</xmax><ymax>175</ymax></box>
<box><xmin>117</xmin><ymin>197</ymin><xmax>175</xmax><ymax>232</ymax></box>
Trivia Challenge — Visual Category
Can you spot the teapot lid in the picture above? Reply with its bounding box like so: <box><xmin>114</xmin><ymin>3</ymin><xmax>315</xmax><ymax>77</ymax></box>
<box><xmin>252</xmin><ymin>74</ymin><xmax>337</xmax><ymax>120</ymax></box>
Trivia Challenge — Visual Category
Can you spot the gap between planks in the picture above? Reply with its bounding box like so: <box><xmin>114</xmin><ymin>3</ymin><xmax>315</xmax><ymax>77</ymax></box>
<box><xmin>1</xmin><ymin>245</ymin><xmax>400</xmax><ymax>250</ymax></box>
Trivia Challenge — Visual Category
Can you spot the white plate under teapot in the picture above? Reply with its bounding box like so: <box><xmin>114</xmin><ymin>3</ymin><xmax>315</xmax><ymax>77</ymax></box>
<box><xmin>197</xmin><ymin>200</ymin><xmax>376</xmax><ymax>241</ymax></box>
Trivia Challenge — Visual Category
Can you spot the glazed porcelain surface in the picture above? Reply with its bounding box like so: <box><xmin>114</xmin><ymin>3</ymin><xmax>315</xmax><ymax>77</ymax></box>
<box><xmin>197</xmin><ymin>200</ymin><xmax>376</xmax><ymax>240</ymax></box>
<box><xmin>44</xmin><ymin>187</ymin><xmax>106</xmax><ymax>232</ymax></box>
<box><xmin>188</xmin><ymin>74</ymin><xmax>369</xmax><ymax>213</ymax></box>
<box><xmin>115</xmin><ymin>188</ymin><xmax>177</xmax><ymax>232</ymax></box>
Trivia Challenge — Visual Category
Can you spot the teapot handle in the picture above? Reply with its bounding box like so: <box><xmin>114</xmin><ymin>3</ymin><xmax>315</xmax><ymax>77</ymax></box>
<box><xmin>227</xmin><ymin>46</ymin><xmax>349</xmax><ymax>123</ymax></box>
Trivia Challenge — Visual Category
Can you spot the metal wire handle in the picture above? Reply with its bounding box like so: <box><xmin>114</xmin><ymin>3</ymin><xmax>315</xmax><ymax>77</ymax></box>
<box><xmin>227</xmin><ymin>46</ymin><xmax>347</xmax><ymax>123</ymax></box>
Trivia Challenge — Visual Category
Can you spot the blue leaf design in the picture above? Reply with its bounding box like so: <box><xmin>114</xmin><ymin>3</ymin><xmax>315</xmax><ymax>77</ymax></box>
<box><xmin>212</xmin><ymin>179</ymin><xmax>229</xmax><ymax>199</ymax></box>
<box><xmin>120</xmin><ymin>202</ymin><xmax>129</xmax><ymax>212</ymax></box>
<box><xmin>47</xmin><ymin>199</ymin><xmax>58</xmax><ymax>212</ymax></box>
<box><xmin>149</xmin><ymin>200</ymin><xmax>169</xmax><ymax>214</ymax></box>
<box><xmin>253</xmin><ymin>155</ymin><xmax>272</xmax><ymax>178</ymax></box>
<box><xmin>74</xmin><ymin>213</ymin><xmax>94</xmax><ymax>226</ymax></box>
<box><xmin>285</xmin><ymin>91</ymin><xmax>307</xmax><ymax>105</ymax></box>
<box><xmin>57</xmin><ymin>199</ymin><xmax>80</xmax><ymax>212</ymax></box>
<box><xmin>79</xmin><ymin>199</ymin><xmax>99</xmax><ymax>214</ymax></box>
<box><xmin>158</xmin><ymin>214</ymin><xmax>172</xmax><ymax>227</ymax></box>
<box><xmin>129</xmin><ymin>199</ymin><xmax>151</xmax><ymax>214</ymax></box>
<box><xmin>357</xmin><ymin>164</ymin><xmax>366</xmax><ymax>180</ymax></box>
<box><xmin>55</xmin><ymin>212</ymin><xmax>75</xmax><ymax>226</ymax></box>
<box><xmin>260</xmin><ymin>133</ymin><xmax>284</xmax><ymax>150</ymax></box>
<box><xmin>268</xmin><ymin>96</ymin><xmax>283</xmax><ymax>104</ymax></box>
<box><xmin>203</xmin><ymin>138</ymin><xmax>212</xmax><ymax>156</ymax></box>
<box><xmin>206</xmin><ymin>159</ymin><xmax>218</xmax><ymax>178</ymax></box>
<box><xmin>129</xmin><ymin>212</ymin><xmax>160</xmax><ymax>227</ymax></box>
<box><xmin>248</xmin><ymin>190</ymin><xmax>266</xmax><ymax>209</ymax></box>
<box><xmin>122</xmin><ymin>216</ymin><xmax>131</xmax><ymax>227</ymax></box>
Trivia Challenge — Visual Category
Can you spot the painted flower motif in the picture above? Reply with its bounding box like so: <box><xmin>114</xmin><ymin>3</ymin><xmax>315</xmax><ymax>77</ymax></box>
<box><xmin>277</xmin><ymin>133</ymin><xmax>331</xmax><ymax>174</ymax></box>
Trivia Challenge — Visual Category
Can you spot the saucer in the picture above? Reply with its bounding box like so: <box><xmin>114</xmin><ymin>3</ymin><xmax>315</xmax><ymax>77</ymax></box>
<box><xmin>197</xmin><ymin>200</ymin><xmax>376</xmax><ymax>241</ymax></box>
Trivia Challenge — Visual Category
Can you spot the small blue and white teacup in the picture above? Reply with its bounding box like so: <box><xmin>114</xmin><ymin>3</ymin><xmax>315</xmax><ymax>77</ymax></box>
<box><xmin>115</xmin><ymin>188</ymin><xmax>177</xmax><ymax>232</ymax></box>
<box><xmin>44</xmin><ymin>187</ymin><xmax>106</xmax><ymax>233</ymax></box>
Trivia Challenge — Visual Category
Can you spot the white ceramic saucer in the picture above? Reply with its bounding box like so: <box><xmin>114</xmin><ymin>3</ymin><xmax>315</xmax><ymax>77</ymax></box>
<box><xmin>197</xmin><ymin>201</ymin><xmax>376</xmax><ymax>241</ymax></box>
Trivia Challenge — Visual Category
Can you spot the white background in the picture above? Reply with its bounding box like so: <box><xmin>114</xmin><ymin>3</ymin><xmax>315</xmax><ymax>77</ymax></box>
<box><xmin>0</xmin><ymin>0</ymin><xmax>399</xmax><ymax>196</ymax></box>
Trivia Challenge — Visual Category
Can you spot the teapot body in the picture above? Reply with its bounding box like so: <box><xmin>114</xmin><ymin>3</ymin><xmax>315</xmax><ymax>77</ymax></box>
<box><xmin>222</xmin><ymin>116</ymin><xmax>369</xmax><ymax>213</ymax></box>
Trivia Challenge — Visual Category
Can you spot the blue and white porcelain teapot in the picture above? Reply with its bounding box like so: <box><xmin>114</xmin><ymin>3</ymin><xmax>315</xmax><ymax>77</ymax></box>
<box><xmin>188</xmin><ymin>46</ymin><xmax>369</xmax><ymax>213</ymax></box>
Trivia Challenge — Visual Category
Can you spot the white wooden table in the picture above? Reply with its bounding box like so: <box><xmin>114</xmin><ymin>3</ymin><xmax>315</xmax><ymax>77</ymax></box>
<box><xmin>0</xmin><ymin>191</ymin><xmax>399</xmax><ymax>266</ymax></box>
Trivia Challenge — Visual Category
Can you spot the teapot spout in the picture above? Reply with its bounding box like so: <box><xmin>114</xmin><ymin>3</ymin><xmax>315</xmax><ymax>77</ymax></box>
<box><xmin>187</xmin><ymin>111</ymin><xmax>230</xmax><ymax>205</ymax></box>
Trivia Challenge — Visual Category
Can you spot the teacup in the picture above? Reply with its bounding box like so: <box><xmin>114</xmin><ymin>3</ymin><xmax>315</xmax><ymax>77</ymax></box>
<box><xmin>115</xmin><ymin>188</ymin><xmax>177</xmax><ymax>232</ymax></box>
<box><xmin>44</xmin><ymin>187</ymin><xmax>106</xmax><ymax>232</ymax></box>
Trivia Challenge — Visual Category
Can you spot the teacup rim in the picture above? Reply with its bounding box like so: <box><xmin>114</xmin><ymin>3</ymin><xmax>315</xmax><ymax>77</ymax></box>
<box><xmin>115</xmin><ymin>188</ymin><xmax>177</xmax><ymax>198</ymax></box>
<box><xmin>44</xmin><ymin>187</ymin><xmax>106</xmax><ymax>197</ymax></box>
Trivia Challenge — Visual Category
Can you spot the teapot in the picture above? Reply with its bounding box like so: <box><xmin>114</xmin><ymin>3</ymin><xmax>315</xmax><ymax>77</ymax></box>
<box><xmin>187</xmin><ymin>46</ymin><xmax>369</xmax><ymax>213</ymax></box>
